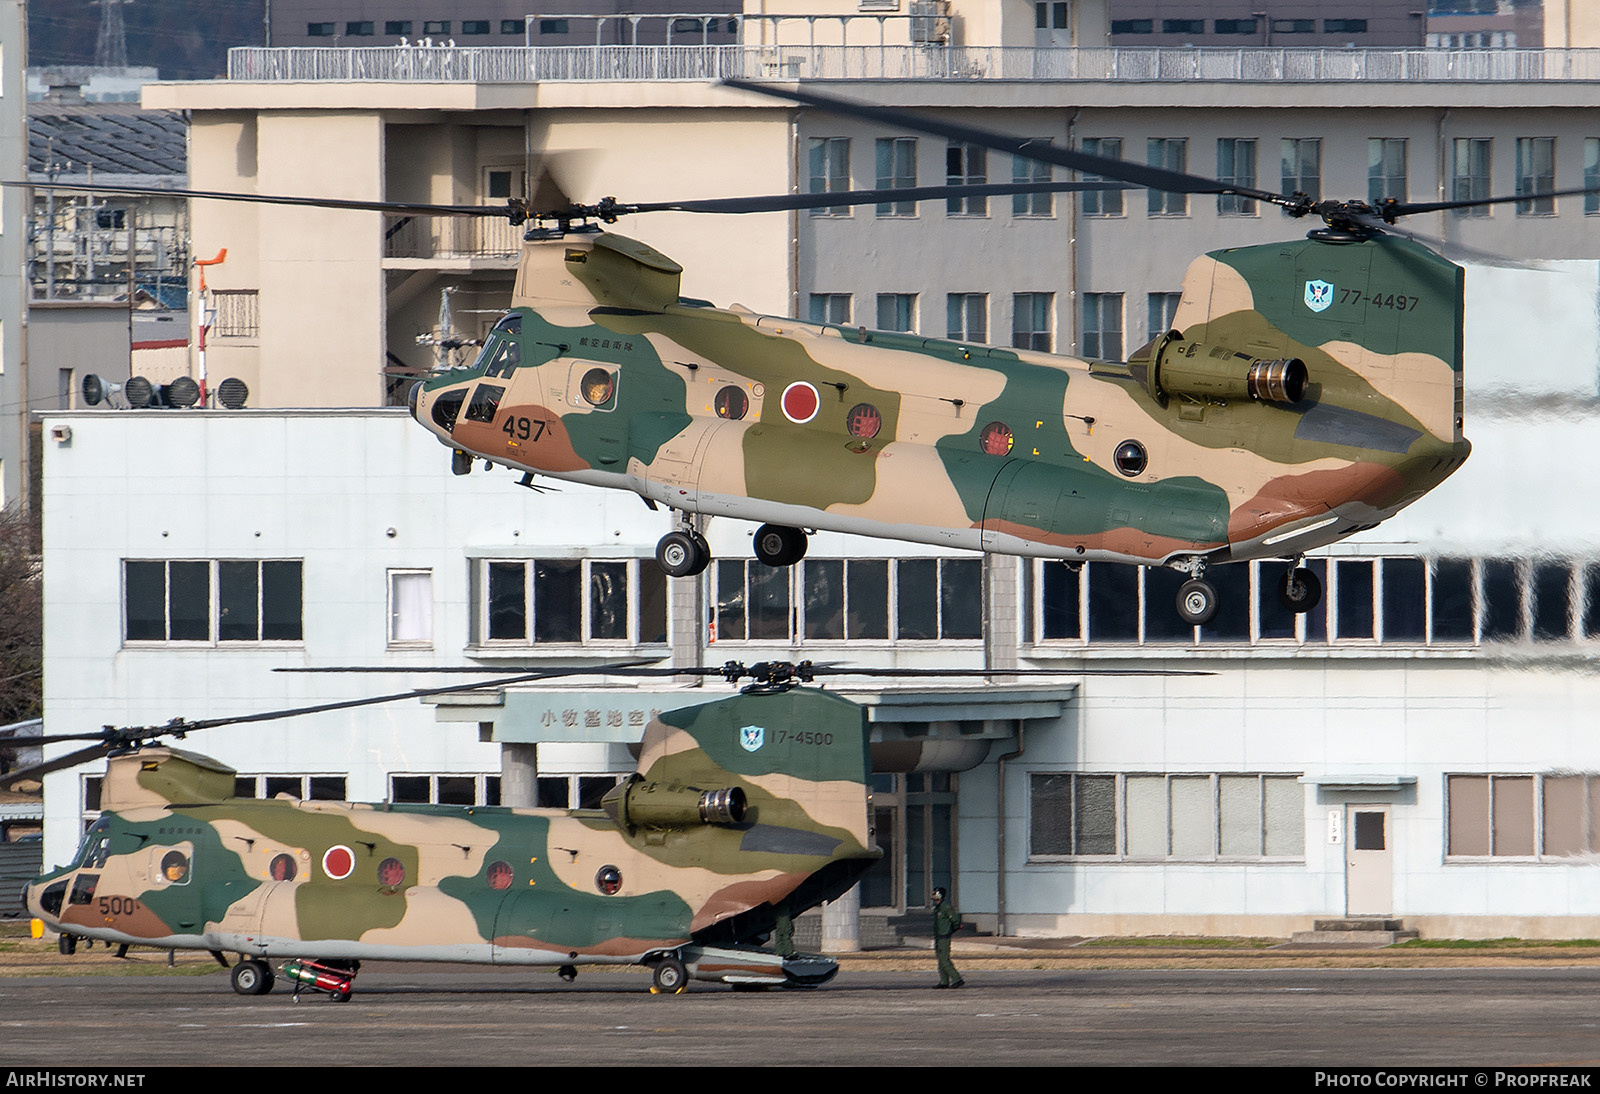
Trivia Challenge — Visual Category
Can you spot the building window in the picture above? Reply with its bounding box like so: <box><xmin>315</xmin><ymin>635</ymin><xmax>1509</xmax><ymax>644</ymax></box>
<box><xmin>345</xmin><ymin>21</ymin><xmax>374</xmax><ymax>36</ymax></box>
<box><xmin>124</xmin><ymin>560</ymin><xmax>302</xmax><ymax>644</ymax></box>
<box><xmin>1147</xmin><ymin>139</ymin><xmax>1187</xmax><ymax>216</ymax></box>
<box><xmin>390</xmin><ymin>774</ymin><xmax>500</xmax><ymax>806</ymax></box>
<box><xmin>1110</xmin><ymin>20</ymin><xmax>1153</xmax><ymax>34</ymax></box>
<box><xmin>1037</xmin><ymin>3</ymin><xmax>1068</xmax><ymax>30</ymax></box>
<box><xmin>1368</xmin><ymin>138</ymin><xmax>1408</xmax><ymax>204</ymax></box>
<box><xmin>1271</xmin><ymin>19</ymin><xmax>1314</xmax><ymax>34</ymax></box>
<box><xmin>1281</xmin><ymin>138</ymin><xmax>1321</xmax><ymax>202</ymax></box>
<box><xmin>388</xmin><ymin>569</ymin><xmax>432</xmax><ymax>646</ymax></box>
<box><xmin>233</xmin><ymin>774</ymin><xmax>347</xmax><ymax>801</ymax></box>
<box><xmin>538</xmin><ymin>774</ymin><xmax>622</xmax><ymax>809</ymax></box>
<box><xmin>877</xmin><ymin>293</ymin><xmax>916</xmax><ymax>332</ymax></box>
<box><xmin>211</xmin><ymin>289</ymin><xmax>259</xmax><ymax>338</ymax></box>
<box><xmin>808</xmin><ymin>137</ymin><xmax>851</xmax><ymax>217</ymax></box>
<box><xmin>1214</xmin><ymin>18</ymin><xmax>1256</xmax><ymax>34</ymax></box>
<box><xmin>1162</xmin><ymin>19</ymin><xmax>1204</xmax><ymax>35</ymax></box>
<box><xmin>307</xmin><ymin>22</ymin><xmax>335</xmax><ymax>36</ymax></box>
<box><xmin>1080</xmin><ymin>137</ymin><xmax>1123</xmax><ymax>217</ymax></box>
<box><xmin>476</xmin><ymin>559</ymin><xmax>667</xmax><ymax>646</ymax></box>
<box><xmin>1216</xmin><ymin>138</ymin><xmax>1257</xmax><ymax>216</ymax></box>
<box><xmin>1586</xmin><ymin>139</ymin><xmax>1599</xmax><ymax>215</ymax></box>
<box><xmin>712</xmin><ymin>558</ymin><xmax>981</xmax><ymax>643</ymax></box>
<box><xmin>1324</xmin><ymin>19</ymin><xmax>1368</xmax><ymax>34</ymax></box>
<box><xmin>875</xmin><ymin>137</ymin><xmax>917</xmax><ymax>217</ymax></box>
<box><xmin>1515</xmin><ymin>137</ymin><xmax>1556</xmax><ymax>215</ymax></box>
<box><xmin>538</xmin><ymin>19</ymin><xmax>568</xmax><ymax>35</ymax></box>
<box><xmin>1146</xmin><ymin>292</ymin><xmax>1181</xmax><ymax>340</ymax></box>
<box><xmin>946</xmin><ymin>143</ymin><xmax>987</xmax><ymax>216</ymax></box>
<box><xmin>1445</xmin><ymin>774</ymin><xmax>1600</xmax><ymax>858</ymax></box>
<box><xmin>1030</xmin><ymin>773</ymin><xmax>1304</xmax><ymax>860</ymax></box>
<box><xmin>461</xmin><ymin>20</ymin><xmax>490</xmax><ymax>35</ymax></box>
<box><xmin>809</xmin><ymin>294</ymin><xmax>851</xmax><ymax>325</ymax></box>
<box><xmin>1452</xmin><ymin>138</ymin><xmax>1492</xmax><ymax>214</ymax></box>
<box><xmin>423</xmin><ymin>21</ymin><xmax>451</xmax><ymax>35</ymax></box>
<box><xmin>1012</xmin><ymin>145</ymin><xmax>1053</xmax><ymax>217</ymax></box>
<box><xmin>946</xmin><ymin>293</ymin><xmax>987</xmax><ymax>342</ymax></box>
<box><xmin>385</xmin><ymin>21</ymin><xmax>412</xmax><ymax>35</ymax></box>
<box><xmin>1082</xmin><ymin>293</ymin><xmax>1123</xmax><ymax>360</ymax></box>
<box><xmin>501</xmin><ymin>20</ymin><xmax>523</xmax><ymax>35</ymax></box>
<box><xmin>1012</xmin><ymin>293</ymin><xmax>1052</xmax><ymax>352</ymax></box>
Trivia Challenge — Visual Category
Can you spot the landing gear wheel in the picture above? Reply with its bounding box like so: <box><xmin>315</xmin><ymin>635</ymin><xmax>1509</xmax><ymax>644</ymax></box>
<box><xmin>651</xmin><ymin>957</ymin><xmax>688</xmax><ymax>994</ymax></box>
<box><xmin>1176</xmin><ymin>578</ymin><xmax>1218</xmax><ymax>626</ymax></box>
<box><xmin>231</xmin><ymin>959</ymin><xmax>275</xmax><ymax>996</ymax></box>
<box><xmin>656</xmin><ymin>530</ymin><xmax>710</xmax><ymax>578</ymax></box>
<box><xmin>753</xmin><ymin>524</ymin><xmax>807</xmax><ymax>567</ymax></box>
<box><xmin>329</xmin><ymin>990</ymin><xmax>352</xmax><ymax>1003</ymax></box>
<box><xmin>1277</xmin><ymin>567</ymin><xmax>1323</xmax><ymax>614</ymax></box>
<box><xmin>558</xmin><ymin>964</ymin><xmax>577</xmax><ymax>983</ymax></box>
<box><xmin>58</xmin><ymin>934</ymin><xmax>76</xmax><ymax>956</ymax></box>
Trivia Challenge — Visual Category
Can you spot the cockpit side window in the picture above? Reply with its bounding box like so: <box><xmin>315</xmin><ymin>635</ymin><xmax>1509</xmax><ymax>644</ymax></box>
<box><xmin>484</xmin><ymin>339</ymin><xmax>520</xmax><ymax>380</ymax></box>
<box><xmin>464</xmin><ymin>384</ymin><xmax>506</xmax><ymax>424</ymax></box>
<box><xmin>75</xmin><ymin>818</ymin><xmax>111</xmax><ymax>868</ymax></box>
<box><xmin>431</xmin><ymin>388</ymin><xmax>467</xmax><ymax>433</ymax></box>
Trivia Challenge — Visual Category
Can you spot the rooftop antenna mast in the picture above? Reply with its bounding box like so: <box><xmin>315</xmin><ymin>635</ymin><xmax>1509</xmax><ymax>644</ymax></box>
<box><xmin>93</xmin><ymin>0</ymin><xmax>132</xmax><ymax>70</ymax></box>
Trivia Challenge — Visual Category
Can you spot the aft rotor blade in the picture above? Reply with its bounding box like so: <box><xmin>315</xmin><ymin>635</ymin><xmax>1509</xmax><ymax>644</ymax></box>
<box><xmin>625</xmin><ymin>179</ymin><xmax>1127</xmax><ymax>215</ymax></box>
<box><xmin>3</xmin><ymin>179</ymin><xmax>516</xmax><ymax>219</ymax></box>
<box><xmin>1</xmin><ymin>743</ymin><xmax>114</xmax><ymax>791</ymax></box>
<box><xmin>721</xmin><ymin>78</ymin><xmax>1291</xmax><ymax>211</ymax></box>
<box><xmin>1381</xmin><ymin>184</ymin><xmax>1600</xmax><ymax>220</ymax></box>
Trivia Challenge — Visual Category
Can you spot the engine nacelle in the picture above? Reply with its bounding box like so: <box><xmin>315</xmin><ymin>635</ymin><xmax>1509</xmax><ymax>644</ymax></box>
<box><xmin>601</xmin><ymin>775</ymin><xmax>748</xmax><ymax>833</ymax></box>
<box><xmin>1136</xmin><ymin>331</ymin><xmax>1308</xmax><ymax>406</ymax></box>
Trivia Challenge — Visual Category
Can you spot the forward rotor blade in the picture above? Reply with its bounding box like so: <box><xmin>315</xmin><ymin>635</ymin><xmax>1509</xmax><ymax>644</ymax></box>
<box><xmin>721</xmin><ymin>78</ymin><xmax>1292</xmax><ymax>211</ymax></box>
<box><xmin>4</xmin><ymin>179</ymin><xmax>516</xmax><ymax>219</ymax></box>
<box><xmin>1382</xmin><ymin>184</ymin><xmax>1600</xmax><ymax>219</ymax></box>
<box><xmin>1</xmin><ymin>743</ymin><xmax>114</xmax><ymax>791</ymax></box>
<box><xmin>624</xmin><ymin>179</ymin><xmax>1127</xmax><ymax>215</ymax></box>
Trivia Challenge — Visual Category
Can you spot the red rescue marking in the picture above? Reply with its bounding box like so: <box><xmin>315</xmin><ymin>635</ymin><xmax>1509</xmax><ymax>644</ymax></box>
<box><xmin>781</xmin><ymin>381</ymin><xmax>820</xmax><ymax>424</ymax></box>
<box><xmin>322</xmin><ymin>845</ymin><xmax>355</xmax><ymax>880</ymax></box>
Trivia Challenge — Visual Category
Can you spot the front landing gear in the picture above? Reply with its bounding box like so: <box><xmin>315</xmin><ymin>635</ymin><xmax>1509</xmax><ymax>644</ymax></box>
<box><xmin>1176</xmin><ymin>578</ymin><xmax>1218</xmax><ymax>626</ymax></box>
<box><xmin>655</xmin><ymin>529</ymin><xmax>710</xmax><ymax>577</ymax></box>
<box><xmin>230</xmin><ymin>958</ymin><xmax>275</xmax><ymax>996</ymax></box>
<box><xmin>1278</xmin><ymin>566</ymin><xmax>1323</xmax><ymax>613</ymax></box>
<box><xmin>650</xmin><ymin>956</ymin><xmax>688</xmax><ymax>994</ymax></box>
<box><xmin>753</xmin><ymin>524</ymin><xmax>807</xmax><ymax>567</ymax></box>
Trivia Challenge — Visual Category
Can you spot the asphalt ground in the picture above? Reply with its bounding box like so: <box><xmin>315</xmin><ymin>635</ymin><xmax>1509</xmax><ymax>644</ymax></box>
<box><xmin>7</xmin><ymin>933</ymin><xmax>1600</xmax><ymax>1067</ymax></box>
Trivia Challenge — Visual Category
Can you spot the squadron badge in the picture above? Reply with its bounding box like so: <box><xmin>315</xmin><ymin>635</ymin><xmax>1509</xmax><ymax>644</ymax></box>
<box><xmin>1304</xmin><ymin>279</ymin><xmax>1334</xmax><ymax>313</ymax></box>
<box><xmin>739</xmin><ymin>724</ymin><xmax>765</xmax><ymax>752</ymax></box>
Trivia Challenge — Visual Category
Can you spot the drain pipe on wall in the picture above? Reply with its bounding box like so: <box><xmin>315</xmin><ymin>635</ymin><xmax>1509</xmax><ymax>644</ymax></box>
<box><xmin>994</xmin><ymin>721</ymin><xmax>1026</xmax><ymax>938</ymax></box>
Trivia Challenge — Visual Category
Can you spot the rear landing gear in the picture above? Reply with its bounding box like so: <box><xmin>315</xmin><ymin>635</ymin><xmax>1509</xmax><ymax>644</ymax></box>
<box><xmin>231</xmin><ymin>958</ymin><xmax>275</xmax><ymax>996</ymax></box>
<box><xmin>655</xmin><ymin>529</ymin><xmax>710</xmax><ymax>578</ymax></box>
<box><xmin>753</xmin><ymin>524</ymin><xmax>807</xmax><ymax>567</ymax></box>
<box><xmin>1278</xmin><ymin>566</ymin><xmax>1323</xmax><ymax>613</ymax></box>
<box><xmin>1175</xmin><ymin>578</ymin><xmax>1218</xmax><ymax>626</ymax></box>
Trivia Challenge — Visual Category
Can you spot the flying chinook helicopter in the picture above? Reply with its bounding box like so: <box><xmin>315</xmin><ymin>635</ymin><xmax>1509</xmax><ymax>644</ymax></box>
<box><xmin>9</xmin><ymin>662</ymin><xmax>878</xmax><ymax>998</ymax></box>
<box><xmin>14</xmin><ymin>84</ymin><xmax>1597</xmax><ymax>624</ymax></box>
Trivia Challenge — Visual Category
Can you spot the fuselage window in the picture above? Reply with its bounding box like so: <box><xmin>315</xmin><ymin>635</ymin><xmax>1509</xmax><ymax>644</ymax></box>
<box><xmin>431</xmin><ymin>388</ymin><xmax>467</xmax><ymax>433</ymax></box>
<box><xmin>465</xmin><ymin>384</ymin><xmax>506</xmax><ymax>424</ymax></box>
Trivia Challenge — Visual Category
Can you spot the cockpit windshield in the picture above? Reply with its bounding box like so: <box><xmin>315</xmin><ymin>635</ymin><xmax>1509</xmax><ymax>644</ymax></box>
<box><xmin>74</xmin><ymin>817</ymin><xmax>111</xmax><ymax>869</ymax></box>
<box><xmin>470</xmin><ymin>313</ymin><xmax>523</xmax><ymax>378</ymax></box>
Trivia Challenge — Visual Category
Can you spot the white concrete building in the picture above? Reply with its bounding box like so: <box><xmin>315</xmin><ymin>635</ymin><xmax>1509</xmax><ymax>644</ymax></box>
<box><xmin>0</xmin><ymin>0</ymin><xmax>27</xmax><ymax>508</ymax></box>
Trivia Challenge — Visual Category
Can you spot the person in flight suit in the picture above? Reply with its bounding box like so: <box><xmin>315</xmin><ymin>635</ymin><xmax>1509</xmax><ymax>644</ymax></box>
<box><xmin>932</xmin><ymin>887</ymin><xmax>963</xmax><ymax>989</ymax></box>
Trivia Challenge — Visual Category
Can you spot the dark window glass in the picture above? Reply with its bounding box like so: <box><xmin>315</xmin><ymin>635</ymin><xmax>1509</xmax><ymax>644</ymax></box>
<box><xmin>1336</xmin><ymin>560</ymin><xmax>1375</xmax><ymax>639</ymax></box>
<box><xmin>1030</xmin><ymin>774</ymin><xmax>1072</xmax><ymax>854</ymax></box>
<box><xmin>1383</xmin><ymin>558</ymin><xmax>1426</xmax><ymax>642</ymax></box>
<box><xmin>1087</xmin><ymin>563</ymin><xmax>1138</xmax><ymax>641</ymax></box>
<box><xmin>940</xmin><ymin>560</ymin><xmax>983</xmax><ymax>639</ymax></box>
<box><xmin>1040</xmin><ymin>562</ymin><xmax>1081</xmax><ymax>640</ymax></box>
<box><xmin>638</xmin><ymin>565</ymin><xmax>668</xmax><ymax>644</ymax></box>
<box><xmin>309</xmin><ymin>777</ymin><xmax>345</xmax><ymax>801</ymax></box>
<box><xmin>847</xmin><ymin>560</ymin><xmax>889</xmax><ymax>639</ymax></box>
<box><xmin>385</xmin><ymin>21</ymin><xmax>412</xmax><ymax>35</ymax></box>
<box><xmin>1162</xmin><ymin>19</ymin><xmax>1203</xmax><ymax>34</ymax></box>
<box><xmin>462</xmin><ymin>20</ymin><xmax>490</xmax><ymax>35</ymax></box>
<box><xmin>484</xmin><ymin>776</ymin><xmax>501</xmax><ymax>806</ymax></box>
<box><xmin>898</xmin><ymin>560</ymin><xmax>938</xmax><ymax>639</ymax></box>
<box><xmin>393</xmin><ymin>776</ymin><xmax>430</xmax><ymax>803</ymax></box>
<box><xmin>1584</xmin><ymin>565</ymin><xmax>1600</xmax><ymax>638</ymax></box>
<box><xmin>488</xmin><ymin>562</ymin><xmax>526</xmax><ymax>640</ymax></box>
<box><xmin>437</xmin><ymin>777</ymin><xmax>475</xmax><ymax>805</ymax></box>
<box><xmin>1432</xmin><ymin>558</ymin><xmax>1475</xmax><ymax>641</ymax></box>
<box><xmin>168</xmin><ymin>561</ymin><xmax>210</xmax><ymax>641</ymax></box>
<box><xmin>1215</xmin><ymin>18</ymin><xmax>1256</xmax><ymax>33</ymax></box>
<box><xmin>307</xmin><ymin>22</ymin><xmax>335</xmax><ymax>36</ymax></box>
<box><xmin>1257</xmin><ymin>565</ymin><xmax>1298</xmax><ymax>640</ymax></box>
<box><xmin>1111</xmin><ymin>19</ymin><xmax>1153</xmax><ymax>33</ymax></box>
<box><xmin>715</xmin><ymin>561</ymin><xmax>746</xmax><ymax>641</ymax></box>
<box><xmin>424</xmin><ymin>20</ymin><xmax>451</xmax><ymax>34</ymax></box>
<box><xmin>1325</xmin><ymin>19</ymin><xmax>1367</xmax><ymax>33</ymax></box>
<box><xmin>537</xmin><ymin>776</ymin><xmax>570</xmax><ymax>808</ymax></box>
<box><xmin>538</xmin><ymin>19</ymin><xmax>568</xmax><ymax>34</ymax></box>
<box><xmin>125</xmin><ymin>561</ymin><xmax>165</xmax><ymax>640</ymax></box>
<box><xmin>748</xmin><ymin>565</ymin><xmax>790</xmax><ymax>640</ymax></box>
<box><xmin>346</xmin><ymin>21</ymin><xmax>374</xmax><ymax>35</ymax></box>
<box><xmin>266</xmin><ymin>776</ymin><xmax>301</xmax><ymax>799</ymax></box>
<box><xmin>501</xmin><ymin>20</ymin><xmax>522</xmax><ymax>34</ymax></box>
<box><xmin>262</xmin><ymin>561</ymin><xmax>303</xmax><ymax>641</ymax></box>
<box><xmin>1075</xmin><ymin>775</ymin><xmax>1117</xmax><ymax>854</ymax></box>
<box><xmin>233</xmin><ymin>777</ymin><xmax>256</xmax><ymax>799</ymax></box>
<box><xmin>1303</xmin><ymin>559</ymin><xmax>1330</xmax><ymax>643</ymax></box>
<box><xmin>218</xmin><ymin>561</ymin><xmax>259</xmax><ymax>641</ymax></box>
<box><xmin>465</xmin><ymin>384</ymin><xmax>505</xmax><ymax>423</ymax></box>
<box><xmin>534</xmin><ymin>560</ymin><xmax>582</xmax><ymax>642</ymax></box>
<box><xmin>578</xmin><ymin>776</ymin><xmax>617</xmax><ymax>810</ymax></box>
<box><xmin>1353</xmin><ymin>811</ymin><xmax>1385</xmax><ymax>851</ymax></box>
<box><xmin>1144</xmin><ymin>566</ymin><xmax>1193</xmax><ymax>642</ymax></box>
<box><xmin>1198</xmin><ymin>565</ymin><xmax>1251</xmax><ymax>643</ymax></box>
<box><xmin>805</xmin><ymin>560</ymin><xmax>845</xmax><ymax>639</ymax></box>
<box><xmin>1271</xmin><ymin>18</ymin><xmax>1314</xmax><ymax>33</ymax></box>
<box><xmin>1481</xmin><ymin>559</ymin><xmax>1521</xmax><ymax>641</ymax></box>
<box><xmin>1532</xmin><ymin>561</ymin><xmax>1571</xmax><ymax>641</ymax></box>
<box><xmin>590</xmin><ymin>561</ymin><xmax>629</xmax><ymax>641</ymax></box>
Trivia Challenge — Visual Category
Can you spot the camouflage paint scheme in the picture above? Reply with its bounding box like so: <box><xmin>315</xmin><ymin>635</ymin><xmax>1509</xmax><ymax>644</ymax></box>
<box><xmin>413</xmin><ymin>230</ymin><xmax>1470</xmax><ymax>570</ymax></box>
<box><xmin>25</xmin><ymin>688</ymin><xmax>878</xmax><ymax>987</ymax></box>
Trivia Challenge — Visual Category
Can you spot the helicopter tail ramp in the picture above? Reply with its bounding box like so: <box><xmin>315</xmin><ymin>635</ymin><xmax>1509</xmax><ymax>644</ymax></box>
<box><xmin>1158</xmin><ymin>233</ymin><xmax>1470</xmax><ymax>555</ymax></box>
<box><xmin>615</xmin><ymin>687</ymin><xmax>880</xmax><ymax>946</ymax></box>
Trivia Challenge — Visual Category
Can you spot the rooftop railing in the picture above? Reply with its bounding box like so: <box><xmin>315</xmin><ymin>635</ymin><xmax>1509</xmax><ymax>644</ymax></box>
<box><xmin>225</xmin><ymin>44</ymin><xmax>1600</xmax><ymax>83</ymax></box>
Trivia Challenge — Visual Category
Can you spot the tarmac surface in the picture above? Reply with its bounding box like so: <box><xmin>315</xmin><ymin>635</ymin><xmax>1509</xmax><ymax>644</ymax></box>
<box><xmin>6</xmin><ymin>935</ymin><xmax>1600</xmax><ymax>1066</ymax></box>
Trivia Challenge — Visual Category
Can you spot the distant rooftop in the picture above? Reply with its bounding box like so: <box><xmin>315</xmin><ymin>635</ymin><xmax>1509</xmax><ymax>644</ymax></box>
<box><xmin>28</xmin><ymin>100</ymin><xmax>187</xmax><ymax>179</ymax></box>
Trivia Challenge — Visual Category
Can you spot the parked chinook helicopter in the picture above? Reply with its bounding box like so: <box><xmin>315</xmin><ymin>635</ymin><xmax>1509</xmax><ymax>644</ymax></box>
<box><xmin>14</xmin><ymin>82</ymin><xmax>1599</xmax><ymax>623</ymax></box>
<box><xmin>7</xmin><ymin>663</ymin><xmax>882</xmax><ymax>998</ymax></box>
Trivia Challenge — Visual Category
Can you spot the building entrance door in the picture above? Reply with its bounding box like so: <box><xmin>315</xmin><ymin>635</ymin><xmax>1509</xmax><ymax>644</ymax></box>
<box><xmin>905</xmin><ymin>773</ymin><xmax>957</xmax><ymax>908</ymax></box>
<box><xmin>1345</xmin><ymin>805</ymin><xmax>1393</xmax><ymax>915</ymax></box>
